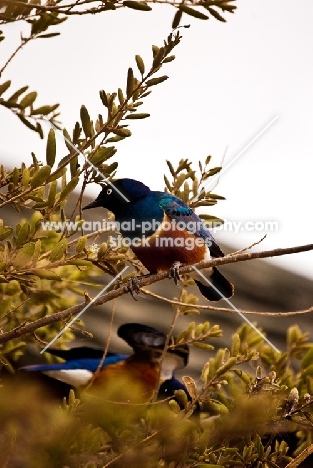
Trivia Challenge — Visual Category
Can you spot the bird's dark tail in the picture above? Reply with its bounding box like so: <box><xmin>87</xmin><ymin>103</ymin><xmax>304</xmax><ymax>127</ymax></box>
<box><xmin>194</xmin><ymin>267</ymin><xmax>234</xmax><ymax>301</ymax></box>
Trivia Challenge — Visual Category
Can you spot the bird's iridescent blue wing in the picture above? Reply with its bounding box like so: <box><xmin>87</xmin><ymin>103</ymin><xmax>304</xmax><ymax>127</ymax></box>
<box><xmin>155</xmin><ymin>192</ymin><xmax>224</xmax><ymax>258</ymax></box>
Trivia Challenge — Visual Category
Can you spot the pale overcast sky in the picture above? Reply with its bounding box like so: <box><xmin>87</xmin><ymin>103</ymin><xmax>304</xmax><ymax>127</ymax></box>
<box><xmin>1</xmin><ymin>0</ymin><xmax>313</xmax><ymax>280</ymax></box>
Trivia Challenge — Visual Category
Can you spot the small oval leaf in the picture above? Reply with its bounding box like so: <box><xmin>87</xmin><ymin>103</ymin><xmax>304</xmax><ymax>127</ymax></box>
<box><xmin>13</xmin><ymin>243</ymin><xmax>35</xmax><ymax>269</ymax></box>
<box><xmin>59</xmin><ymin>176</ymin><xmax>79</xmax><ymax>202</ymax></box>
<box><xmin>30</xmin><ymin>165</ymin><xmax>51</xmax><ymax>189</ymax></box>
<box><xmin>125</xmin><ymin>113</ymin><xmax>150</xmax><ymax>119</ymax></box>
<box><xmin>179</xmin><ymin>5</ymin><xmax>209</xmax><ymax>20</ymax></box>
<box><xmin>123</xmin><ymin>1</ymin><xmax>152</xmax><ymax>11</ymax></box>
<box><xmin>135</xmin><ymin>55</ymin><xmax>145</xmax><ymax>75</ymax></box>
<box><xmin>146</xmin><ymin>76</ymin><xmax>168</xmax><ymax>87</ymax></box>
<box><xmin>46</xmin><ymin>129</ymin><xmax>56</xmax><ymax>167</ymax></box>
<box><xmin>80</xmin><ymin>105</ymin><xmax>92</xmax><ymax>138</ymax></box>
<box><xmin>0</xmin><ymin>226</ymin><xmax>13</xmax><ymax>241</ymax></box>
<box><xmin>19</xmin><ymin>91</ymin><xmax>37</xmax><ymax>109</ymax></box>
<box><xmin>32</xmin><ymin>269</ymin><xmax>62</xmax><ymax>281</ymax></box>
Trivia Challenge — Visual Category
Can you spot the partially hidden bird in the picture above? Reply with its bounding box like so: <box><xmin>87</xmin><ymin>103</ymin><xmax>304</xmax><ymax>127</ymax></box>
<box><xmin>20</xmin><ymin>323</ymin><xmax>189</xmax><ymax>403</ymax></box>
<box><xmin>83</xmin><ymin>178</ymin><xmax>234</xmax><ymax>301</ymax></box>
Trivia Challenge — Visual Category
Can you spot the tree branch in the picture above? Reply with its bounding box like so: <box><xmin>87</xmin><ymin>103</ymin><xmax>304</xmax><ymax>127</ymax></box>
<box><xmin>0</xmin><ymin>242</ymin><xmax>312</xmax><ymax>345</ymax></box>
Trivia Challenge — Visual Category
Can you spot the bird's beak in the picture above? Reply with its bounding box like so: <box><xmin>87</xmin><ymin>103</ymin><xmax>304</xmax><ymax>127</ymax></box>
<box><xmin>82</xmin><ymin>199</ymin><xmax>102</xmax><ymax>210</ymax></box>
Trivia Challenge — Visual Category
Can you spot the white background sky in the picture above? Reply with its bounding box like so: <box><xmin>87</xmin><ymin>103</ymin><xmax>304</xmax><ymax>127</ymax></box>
<box><xmin>1</xmin><ymin>0</ymin><xmax>313</xmax><ymax>280</ymax></box>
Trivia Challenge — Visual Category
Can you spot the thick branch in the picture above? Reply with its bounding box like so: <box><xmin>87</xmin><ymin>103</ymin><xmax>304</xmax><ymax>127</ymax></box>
<box><xmin>0</xmin><ymin>242</ymin><xmax>312</xmax><ymax>345</ymax></box>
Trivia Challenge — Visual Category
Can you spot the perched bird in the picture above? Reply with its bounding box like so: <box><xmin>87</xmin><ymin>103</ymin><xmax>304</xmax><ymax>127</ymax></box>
<box><xmin>83</xmin><ymin>178</ymin><xmax>234</xmax><ymax>301</ymax></box>
<box><xmin>20</xmin><ymin>323</ymin><xmax>189</xmax><ymax>403</ymax></box>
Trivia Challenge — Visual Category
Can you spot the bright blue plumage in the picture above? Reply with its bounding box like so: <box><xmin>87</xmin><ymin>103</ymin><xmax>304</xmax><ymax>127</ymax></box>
<box><xmin>21</xmin><ymin>354</ymin><xmax>128</xmax><ymax>373</ymax></box>
<box><xmin>83</xmin><ymin>178</ymin><xmax>234</xmax><ymax>301</ymax></box>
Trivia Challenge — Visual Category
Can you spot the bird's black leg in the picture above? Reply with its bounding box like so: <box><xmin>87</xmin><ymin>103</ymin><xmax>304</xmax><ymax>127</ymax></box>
<box><xmin>124</xmin><ymin>276</ymin><xmax>141</xmax><ymax>301</ymax></box>
<box><xmin>168</xmin><ymin>261</ymin><xmax>181</xmax><ymax>285</ymax></box>
<box><xmin>124</xmin><ymin>273</ymin><xmax>153</xmax><ymax>301</ymax></box>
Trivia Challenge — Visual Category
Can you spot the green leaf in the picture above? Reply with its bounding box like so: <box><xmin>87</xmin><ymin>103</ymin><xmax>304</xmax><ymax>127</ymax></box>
<box><xmin>80</xmin><ymin>105</ymin><xmax>92</xmax><ymax>138</ymax></box>
<box><xmin>32</xmin><ymin>104</ymin><xmax>58</xmax><ymax>116</ymax></box>
<box><xmin>99</xmin><ymin>90</ymin><xmax>108</xmax><ymax>107</ymax></box>
<box><xmin>301</xmin><ymin>347</ymin><xmax>313</xmax><ymax>370</ymax></box>
<box><xmin>59</xmin><ymin>176</ymin><xmax>79</xmax><ymax>202</ymax></box>
<box><xmin>206</xmin><ymin>6</ymin><xmax>226</xmax><ymax>22</ymax></box>
<box><xmin>207</xmin><ymin>166</ymin><xmax>222</xmax><ymax>176</ymax></box>
<box><xmin>47</xmin><ymin>180</ymin><xmax>57</xmax><ymax>207</ymax></box>
<box><xmin>68</xmin><ymin>259</ymin><xmax>91</xmax><ymax>267</ymax></box>
<box><xmin>166</xmin><ymin>160</ymin><xmax>175</xmax><ymax>177</ymax></box>
<box><xmin>152</xmin><ymin>47</ymin><xmax>164</xmax><ymax>67</ymax></box>
<box><xmin>13</xmin><ymin>243</ymin><xmax>35</xmax><ymax>269</ymax></box>
<box><xmin>70</xmin><ymin>156</ymin><xmax>79</xmax><ymax>177</ymax></box>
<box><xmin>0</xmin><ymin>226</ymin><xmax>13</xmax><ymax>241</ymax></box>
<box><xmin>16</xmin><ymin>223</ymin><xmax>30</xmax><ymax>247</ymax></box>
<box><xmin>102</xmin><ymin>161</ymin><xmax>118</xmax><ymax>175</ymax></box>
<box><xmin>38</xmin><ymin>32</ymin><xmax>61</xmax><ymax>38</ymax></box>
<box><xmin>207</xmin><ymin>193</ymin><xmax>225</xmax><ymax>200</ymax></box>
<box><xmin>125</xmin><ymin>113</ymin><xmax>150</xmax><ymax>119</ymax></box>
<box><xmin>0</xmin><ymin>80</ymin><xmax>11</xmax><ymax>96</ymax></box>
<box><xmin>193</xmin><ymin>342</ymin><xmax>214</xmax><ymax>350</ymax></box>
<box><xmin>126</xmin><ymin>67</ymin><xmax>134</xmax><ymax>98</ymax></box>
<box><xmin>62</xmin><ymin>128</ymin><xmax>73</xmax><ymax>152</ymax></box>
<box><xmin>91</xmin><ymin>147</ymin><xmax>117</xmax><ymax>165</ymax></box>
<box><xmin>8</xmin><ymin>85</ymin><xmax>28</xmax><ymax>103</ymax></box>
<box><xmin>135</xmin><ymin>55</ymin><xmax>145</xmax><ymax>75</ymax></box>
<box><xmin>106</xmin><ymin>135</ymin><xmax>124</xmax><ymax>143</ymax></box>
<box><xmin>17</xmin><ymin>115</ymin><xmax>38</xmax><ymax>132</ymax></box>
<box><xmin>111</xmin><ymin>128</ymin><xmax>131</xmax><ymax>137</ymax></box>
<box><xmin>21</xmin><ymin>168</ymin><xmax>31</xmax><ymax>187</ymax></box>
<box><xmin>30</xmin><ymin>165</ymin><xmax>51</xmax><ymax>188</ymax></box>
<box><xmin>146</xmin><ymin>76</ymin><xmax>168</xmax><ymax>87</ymax></box>
<box><xmin>75</xmin><ymin>236</ymin><xmax>87</xmax><ymax>254</ymax></box>
<box><xmin>163</xmin><ymin>55</ymin><xmax>175</xmax><ymax>63</ymax></box>
<box><xmin>179</xmin><ymin>5</ymin><xmax>209</xmax><ymax>20</ymax></box>
<box><xmin>172</xmin><ymin>9</ymin><xmax>183</xmax><ymax>29</ymax></box>
<box><xmin>73</xmin><ymin>121</ymin><xmax>81</xmax><ymax>144</ymax></box>
<box><xmin>19</xmin><ymin>91</ymin><xmax>37</xmax><ymax>109</ymax></box>
<box><xmin>205</xmin><ymin>400</ymin><xmax>229</xmax><ymax>414</ymax></box>
<box><xmin>117</xmin><ymin>87</ymin><xmax>125</xmax><ymax>105</ymax></box>
<box><xmin>47</xmin><ymin>167</ymin><xmax>66</xmax><ymax>182</ymax></box>
<box><xmin>32</xmin><ymin>269</ymin><xmax>62</xmax><ymax>281</ymax></box>
<box><xmin>123</xmin><ymin>1</ymin><xmax>152</xmax><ymax>11</ymax></box>
<box><xmin>49</xmin><ymin>239</ymin><xmax>67</xmax><ymax>262</ymax></box>
<box><xmin>46</xmin><ymin>129</ymin><xmax>56</xmax><ymax>167</ymax></box>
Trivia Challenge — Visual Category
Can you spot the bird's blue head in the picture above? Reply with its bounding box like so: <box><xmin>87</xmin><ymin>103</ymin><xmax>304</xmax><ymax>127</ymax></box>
<box><xmin>82</xmin><ymin>178</ymin><xmax>151</xmax><ymax>214</ymax></box>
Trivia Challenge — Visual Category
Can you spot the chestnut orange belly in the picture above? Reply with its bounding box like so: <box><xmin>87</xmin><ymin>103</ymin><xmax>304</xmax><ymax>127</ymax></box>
<box><xmin>89</xmin><ymin>359</ymin><xmax>160</xmax><ymax>403</ymax></box>
<box><xmin>132</xmin><ymin>228</ymin><xmax>207</xmax><ymax>273</ymax></box>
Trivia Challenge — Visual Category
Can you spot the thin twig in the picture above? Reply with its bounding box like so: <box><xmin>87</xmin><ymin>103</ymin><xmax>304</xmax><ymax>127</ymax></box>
<box><xmin>0</xmin><ymin>36</ymin><xmax>33</xmax><ymax>76</ymax></box>
<box><xmin>141</xmin><ymin>289</ymin><xmax>313</xmax><ymax>316</ymax></box>
<box><xmin>229</xmin><ymin>234</ymin><xmax>267</xmax><ymax>256</ymax></box>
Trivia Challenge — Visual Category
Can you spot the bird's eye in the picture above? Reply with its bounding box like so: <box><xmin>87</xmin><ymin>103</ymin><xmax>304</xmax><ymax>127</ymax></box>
<box><xmin>107</xmin><ymin>188</ymin><xmax>113</xmax><ymax>195</ymax></box>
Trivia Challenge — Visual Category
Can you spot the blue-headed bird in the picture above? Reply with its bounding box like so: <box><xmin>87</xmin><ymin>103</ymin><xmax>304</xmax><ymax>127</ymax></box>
<box><xmin>83</xmin><ymin>178</ymin><xmax>234</xmax><ymax>301</ymax></box>
<box><xmin>20</xmin><ymin>323</ymin><xmax>189</xmax><ymax>403</ymax></box>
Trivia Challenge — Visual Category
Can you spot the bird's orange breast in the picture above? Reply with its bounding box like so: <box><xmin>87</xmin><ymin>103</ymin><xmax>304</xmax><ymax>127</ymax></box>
<box><xmin>131</xmin><ymin>216</ymin><xmax>207</xmax><ymax>273</ymax></box>
<box><xmin>89</xmin><ymin>360</ymin><xmax>160</xmax><ymax>403</ymax></box>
